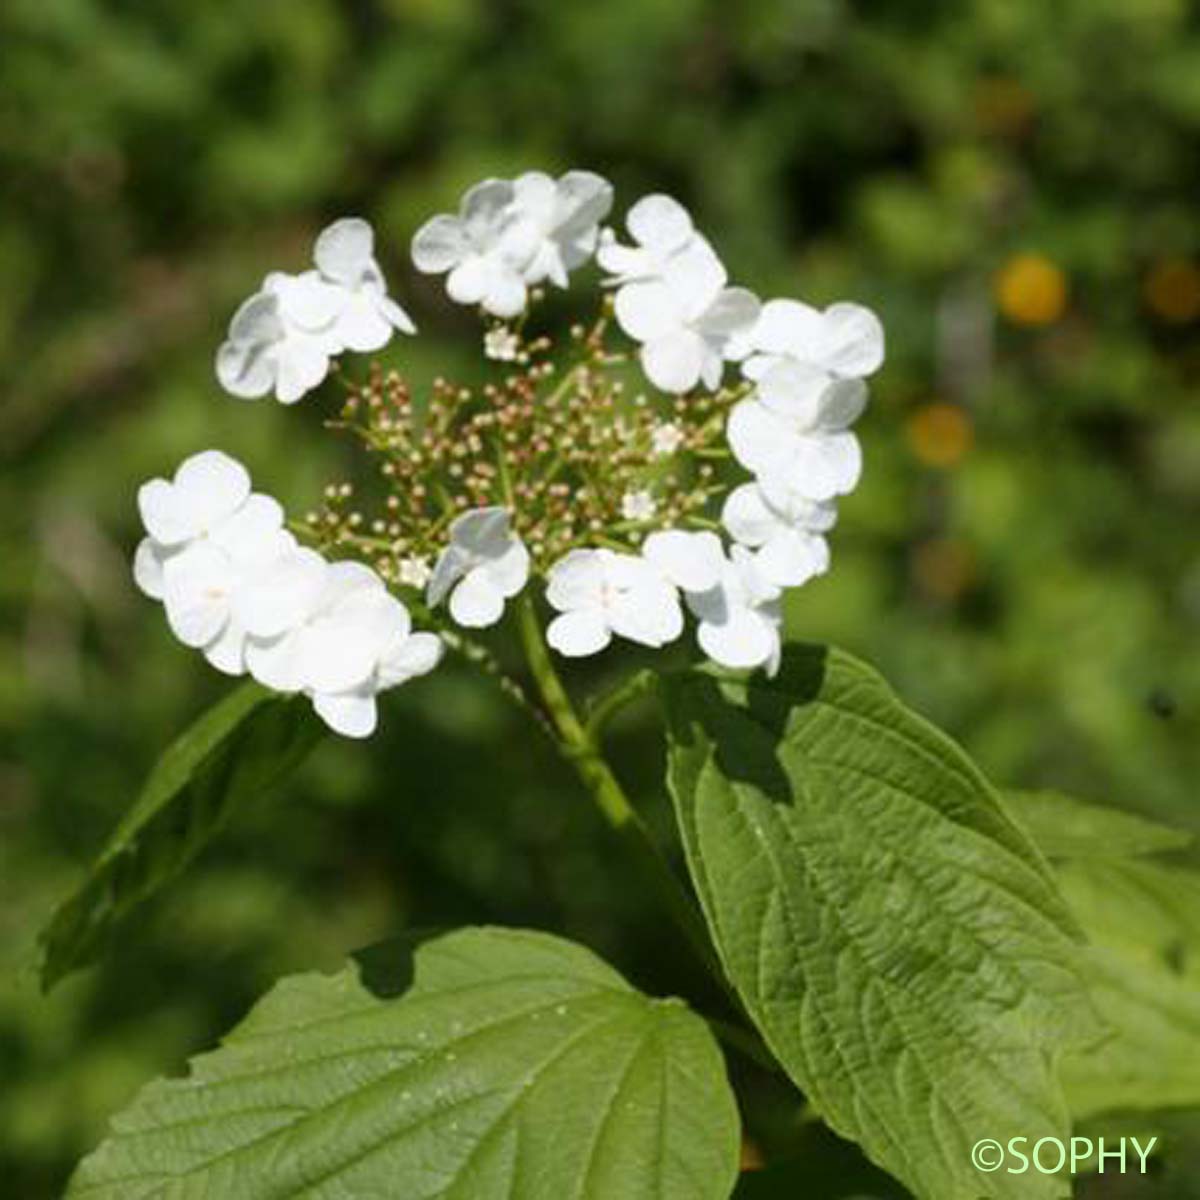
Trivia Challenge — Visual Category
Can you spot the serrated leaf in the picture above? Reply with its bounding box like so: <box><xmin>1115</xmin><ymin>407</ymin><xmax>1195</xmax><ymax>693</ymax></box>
<box><xmin>68</xmin><ymin>926</ymin><xmax>741</xmax><ymax>1200</ymax></box>
<box><xmin>1001</xmin><ymin>792</ymin><xmax>1200</xmax><ymax>1119</ymax></box>
<box><xmin>40</xmin><ymin>682</ymin><xmax>324</xmax><ymax>989</ymax></box>
<box><xmin>1002</xmin><ymin>790</ymin><xmax>1193</xmax><ymax>861</ymax></box>
<box><xmin>663</xmin><ymin>644</ymin><xmax>1095</xmax><ymax>1200</ymax></box>
<box><xmin>1055</xmin><ymin>856</ymin><xmax>1200</xmax><ymax>1119</ymax></box>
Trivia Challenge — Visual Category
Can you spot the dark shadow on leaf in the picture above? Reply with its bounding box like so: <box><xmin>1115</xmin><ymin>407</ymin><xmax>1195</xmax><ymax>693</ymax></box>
<box><xmin>351</xmin><ymin>926</ymin><xmax>449</xmax><ymax>999</ymax></box>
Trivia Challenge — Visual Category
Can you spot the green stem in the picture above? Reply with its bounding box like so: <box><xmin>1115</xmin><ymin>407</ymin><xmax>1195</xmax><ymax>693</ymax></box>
<box><xmin>585</xmin><ymin>668</ymin><xmax>657</xmax><ymax>742</ymax></box>
<box><xmin>514</xmin><ymin>596</ymin><xmax>723</xmax><ymax>982</ymax></box>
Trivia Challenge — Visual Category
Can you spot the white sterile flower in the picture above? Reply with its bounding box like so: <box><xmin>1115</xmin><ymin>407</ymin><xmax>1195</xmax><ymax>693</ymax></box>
<box><xmin>242</xmin><ymin>557</ymin><xmax>439</xmax><ymax>738</ymax></box>
<box><xmin>216</xmin><ymin>274</ymin><xmax>337</xmax><ymax>405</ymax></box>
<box><xmin>312</xmin><ymin>217</ymin><xmax>416</xmax><ymax>352</ymax></box>
<box><xmin>614</xmin><ymin>255</ymin><xmax>759</xmax><ymax>394</ymax></box>
<box><xmin>546</xmin><ymin>549</ymin><xmax>683</xmax><ymax>657</ymax></box>
<box><xmin>722</xmin><ymin>480</ymin><xmax>835</xmax><ymax>588</ymax></box>
<box><xmin>650</xmin><ymin>422</ymin><xmax>685</xmax><ymax>457</ymax></box>
<box><xmin>509</xmin><ymin>170</ymin><xmax>613</xmax><ymax>287</ymax></box>
<box><xmin>154</xmin><ymin>498</ymin><xmax>295</xmax><ymax>673</ymax></box>
<box><xmin>411</xmin><ymin>179</ymin><xmax>540</xmax><ymax>318</ymax></box>
<box><xmin>621</xmin><ymin>489</ymin><xmax>657</xmax><ymax>522</ymax></box>
<box><xmin>687</xmin><ymin>545</ymin><xmax>783</xmax><ymax>674</ymax></box>
<box><xmin>729</xmin><ymin>298</ymin><xmax>885</xmax><ymax>383</ymax></box>
<box><xmin>483</xmin><ymin>326</ymin><xmax>520</xmax><ymax>362</ymax></box>
<box><xmin>727</xmin><ymin>359</ymin><xmax>868</xmax><ymax>502</ymax></box>
<box><xmin>136</xmin><ymin>450</ymin><xmax>252</xmax><ymax>551</ymax></box>
<box><xmin>641</xmin><ymin>529</ymin><xmax>725</xmax><ymax>593</ymax></box>
<box><xmin>597</xmin><ymin>193</ymin><xmax>715</xmax><ymax>286</ymax></box>
<box><xmin>426</xmin><ymin>507</ymin><xmax>530</xmax><ymax>628</ymax></box>
<box><xmin>396</xmin><ymin>556</ymin><xmax>433</xmax><ymax>589</ymax></box>
<box><xmin>216</xmin><ymin>217</ymin><xmax>414</xmax><ymax>405</ymax></box>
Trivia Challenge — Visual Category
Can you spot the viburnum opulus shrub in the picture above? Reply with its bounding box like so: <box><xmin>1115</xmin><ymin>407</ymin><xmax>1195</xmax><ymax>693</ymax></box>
<box><xmin>42</xmin><ymin>171</ymin><xmax>1200</xmax><ymax>1200</ymax></box>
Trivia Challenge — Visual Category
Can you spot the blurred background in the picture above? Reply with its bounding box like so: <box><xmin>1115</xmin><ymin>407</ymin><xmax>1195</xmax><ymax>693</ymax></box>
<box><xmin>2</xmin><ymin>0</ymin><xmax>1198</xmax><ymax>1196</ymax></box>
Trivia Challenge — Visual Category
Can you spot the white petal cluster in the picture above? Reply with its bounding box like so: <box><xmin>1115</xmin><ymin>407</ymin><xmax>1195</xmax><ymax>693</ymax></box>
<box><xmin>719</xmin><ymin>299</ymin><xmax>884</xmax><ymax>603</ymax></box>
<box><xmin>411</xmin><ymin>171</ymin><xmax>613</xmax><ymax>318</ymax></box>
<box><xmin>216</xmin><ymin>218</ymin><xmax>415</xmax><ymax>405</ymax></box>
<box><xmin>134</xmin><ymin>450</ymin><xmax>441</xmax><ymax>738</ymax></box>
<box><xmin>427</xmin><ymin>507</ymin><xmax>531</xmax><ymax>628</ymax></box>
<box><xmin>543</xmin><ymin>528</ymin><xmax>783</xmax><ymax>673</ymax></box>
<box><xmin>601</xmin><ymin>195</ymin><xmax>760</xmax><ymax>394</ymax></box>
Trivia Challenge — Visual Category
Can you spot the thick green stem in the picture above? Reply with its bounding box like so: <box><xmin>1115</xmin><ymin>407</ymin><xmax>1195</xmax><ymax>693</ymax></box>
<box><xmin>514</xmin><ymin>597</ymin><xmax>724</xmax><ymax>983</ymax></box>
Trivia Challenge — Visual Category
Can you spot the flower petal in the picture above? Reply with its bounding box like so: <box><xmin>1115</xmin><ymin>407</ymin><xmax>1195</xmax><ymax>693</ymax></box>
<box><xmin>133</xmin><ymin>537</ymin><xmax>172</xmax><ymax>599</ymax></box>
<box><xmin>449</xmin><ymin>568</ymin><xmax>505</xmax><ymax>628</ymax></box>
<box><xmin>235</xmin><ymin>546</ymin><xmax>327</xmax><ymax>639</ymax></box>
<box><xmin>726</xmin><ymin>399</ymin><xmax>795</xmax><ymax>477</ymax></box>
<box><xmin>378</xmin><ymin>630</ymin><xmax>443</xmax><ymax>688</ymax></box>
<box><xmin>614</xmin><ymin>280</ymin><xmax>681</xmax><ymax>343</ymax></box>
<box><xmin>627</xmin><ymin>194</ymin><xmax>693</xmax><ymax>252</ymax></box>
<box><xmin>334</xmin><ymin>291</ymin><xmax>394</xmax><ymax>353</ymax></box>
<box><xmin>755</xmin><ymin>528</ymin><xmax>828</xmax><ymax>588</ymax></box>
<box><xmin>546</xmin><ymin>550</ymin><xmax>606</xmax><ymax>612</ymax></box>
<box><xmin>642</xmin><ymin>529</ymin><xmax>724</xmax><ymax>592</ymax></box>
<box><xmin>721</xmin><ymin>483</ymin><xmax>777</xmax><ymax>548</ymax></box>
<box><xmin>698</xmin><ymin>607</ymin><xmax>778</xmax><ymax>670</ymax></box>
<box><xmin>641</xmin><ymin>331</ymin><xmax>705</xmax><ymax>393</ymax></box>
<box><xmin>174</xmin><ymin>450</ymin><xmax>251</xmax><ymax>533</ymax></box>
<box><xmin>819</xmin><ymin>302</ymin><xmax>885</xmax><ymax>378</ymax></box>
<box><xmin>162</xmin><ymin>543</ymin><xmax>234</xmax><ymax>648</ymax></box>
<box><xmin>215</xmin><ymin>338</ymin><xmax>275</xmax><ymax>399</ymax></box>
<box><xmin>486</xmin><ymin>538</ymin><xmax>530</xmax><ymax>598</ymax></box>
<box><xmin>547</xmin><ymin>609</ymin><xmax>611</xmax><ymax>657</ymax></box>
<box><xmin>411</xmin><ymin>214</ymin><xmax>469</xmax><ymax>273</ymax></box>
<box><xmin>273</xmin><ymin>334</ymin><xmax>330</xmax><ymax>404</ymax></box>
<box><xmin>312</xmin><ymin>689</ymin><xmax>378</xmax><ymax>739</ymax></box>
<box><xmin>314</xmin><ymin>217</ymin><xmax>374</xmax><ymax>286</ymax></box>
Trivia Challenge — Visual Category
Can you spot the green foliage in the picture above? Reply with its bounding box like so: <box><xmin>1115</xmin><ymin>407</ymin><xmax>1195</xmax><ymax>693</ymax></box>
<box><xmin>663</xmin><ymin>645</ymin><xmax>1095</xmax><ymax>1200</ymax></box>
<box><xmin>67</xmin><ymin>927</ymin><xmax>740</xmax><ymax>1199</ymax></box>
<box><xmin>1003</xmin><ymin>792</ymin><xmax>1200</xmax><ymax>1123</ymax></box>
<box><xmin>1002</xmin><ymin>790</ymin><xmax>1193</xmax><ymax>860</ymax></box>
<box><xmin>39</xmin><ymin>682</ymin><xmax>324</xmax><ymax>990</ymax></box>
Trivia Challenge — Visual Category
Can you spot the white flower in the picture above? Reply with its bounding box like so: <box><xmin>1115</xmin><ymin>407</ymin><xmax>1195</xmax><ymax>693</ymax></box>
<box><xmin>621</xmin><ymin>489</ymin><xmax>657</xmax><ymax>522</ymax></box>
<box><xmin>722</xmin><ymin>480</ymin><xmax>835</xmax><ymax>588</ymax></box>
<box><xmin>641</xmin><ymin>529</ymin><xmax>725</xmax><ymax>593</ymax></box>
<box><xmin>613</xmin><ymin>249</ymin><xmax>759</xmax><ymax>393</ymax></box>
<box><xmin>728</xmin><ymin>298</ymin><xmax>885</xmax><ymax>382</ymax></box>
<box><xmin>509</xmin><ymin>170</ymin><xmax>613</xmax><ymax>287</ymax></box>
<box><xmin>687</xmin><ymin>545</ymin><xmax>783</xmax><ymax>674</ymax></box>
<box><xmin>311</xmin><ymin>217</ymin><xmax>416</xmax><ymax>352</ymax></box>
<box><xmin>396</xmin><ymin>556</ymin><xmax>433</xmax><ymax>589</ymax></box>
<box><xmin>216</xmin><ymin>219</ymin><xmax>414</xmax><ymax>405</ymax></box>
<box><xmin>242</xmin><ymin>557</ymin><xmax>440</xmax><ymax>738</ymax></box>
<box><xmin>597</xmin><ymin>194</ymin><xmax>715</xmax><ymax>286</ymax></box>
<box><xmin>727</xmin><ymin>359</ymin><xmax>868</xmax><ymax>502</ymax></box>
<box><xmin>546</xmin><ymin>548</ymin><xmax>683</xmax><ymax>657</ymax></box>
<box><xmin>426</xmin><ymin>507</ymin><xmax>530</xmax><ymax>628</ymax></box>
<box><xmin>411</xmin><ymin>179</ymin><xmax>539</xmax><ymax>319</ymax></box>
<box><xmin>483</xmin><ymin>326</ymin><xmax>520</xmax><ymax>362</ymax></box>
<box><xmin>132</xmin><ymin>450</ymin><xmax>297</xmax><ymax>675</ymax></box>
<box><xmin>135</xmin><ymin>449</ymin><xmax>252</xmax><ymax>551</ymax></box>
<box><xmin>650</xmin><ymin>422</ymin><xmax>685</xmax><ymax>457</ymax></box>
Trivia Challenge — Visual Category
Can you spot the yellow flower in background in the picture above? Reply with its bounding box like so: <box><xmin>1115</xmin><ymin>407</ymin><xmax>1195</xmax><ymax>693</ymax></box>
<box><xmin>1144</xmin><ymin>259</ymin><xmax>1200</xmax><ymax>324</ymax></box>
<box><xmin>995</xmin><ymin>253</ymin><xmax>1068</xmax><ymax>326</ymax></box>
<box><xmin>905</xmin><ymin>403</ymin><xmax>974</xmax><ymax>469</ymax></box>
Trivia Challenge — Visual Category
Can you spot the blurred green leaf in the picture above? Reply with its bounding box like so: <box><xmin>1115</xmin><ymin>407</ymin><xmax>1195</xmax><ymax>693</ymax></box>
<box><xmin>663</xmin><ymin>645</ymin><xmax>1094</xmax><ymax>1200</ymax></box>
<box><xmin>39</xmin><ymin>682</ymin><xmax>324</xmax><ymax>990</ymax></box>
<box><xmin>67</xmin><ymin>926</ymin><xmax>741</xmax><ymax>1199</ymax></box>
<box><xmin>1002</xmin><ymin>789</ymin><xmax>1193</xmax><ymax>860</ymax></box>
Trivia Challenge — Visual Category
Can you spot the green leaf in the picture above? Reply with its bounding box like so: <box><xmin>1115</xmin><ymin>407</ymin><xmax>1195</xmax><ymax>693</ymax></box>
<box><xmin>663</xmin><ymin>644</ymin><xmax>1096</xmax><ymax>1200</ymax></box>
<box><xmin>1055</xmin><ymin>857</ymin><xmax>1200</xmax><ymax>1119</ymax></box>
<box><xmin>40</xmin><ymin>682</ymin><xmax>324</xmax><ymax>990</ymax></box>
<box><xmin>68</xmin><ymin>926</ymin><xmax>741</xmax><ymax>1200</ymax></box>
<box><xmin>1001</xmin><ymin>790</ymin><xmax>1200</xmax><ymax>1119</ymax></box>
<box><xmin>1002</xmin><ymin>790</ymin><xmax>1193</xmax><ymax>861</ymax></box>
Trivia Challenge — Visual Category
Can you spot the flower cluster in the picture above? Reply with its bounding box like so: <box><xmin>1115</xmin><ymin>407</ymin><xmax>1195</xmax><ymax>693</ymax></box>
<box><xmin>134</xmin><ymin>449</ymin><xmax>440</xmax><ymax>737</ymax></box>
<box><xmin>133</xmin><ymin>175</ymin><xmax>883</xmax><ymax>736</ymax></box>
